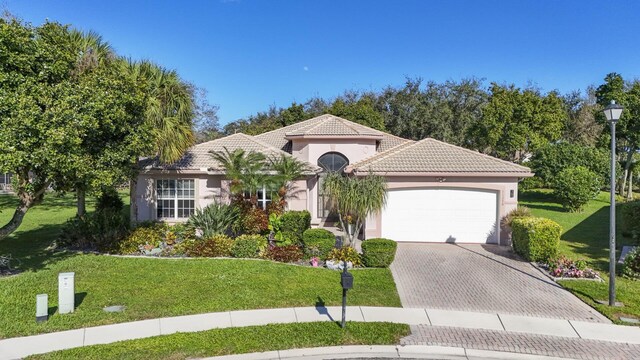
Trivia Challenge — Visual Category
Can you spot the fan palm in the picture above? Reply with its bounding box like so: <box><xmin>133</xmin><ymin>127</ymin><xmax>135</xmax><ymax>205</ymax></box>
<box><xmin>125</xmin><ymin>60</ymin><xmax>196</xmax><ymax>221</ymax></box>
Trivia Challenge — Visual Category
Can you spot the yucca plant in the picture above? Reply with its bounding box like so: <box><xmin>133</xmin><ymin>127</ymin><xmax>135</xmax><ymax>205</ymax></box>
<box><xmin>187</xmin><ymin>203</ymin><xmax>240</xmax><ymax>237</ymax></box>
<box><xmin>322</xmin><ymin>172</ymin><xmax>387</xmax><ymax>247</ymax></box>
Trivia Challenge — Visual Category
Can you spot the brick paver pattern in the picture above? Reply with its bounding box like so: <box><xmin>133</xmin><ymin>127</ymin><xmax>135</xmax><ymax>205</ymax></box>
<box><xmin>402</xmin><ymin>325</ymin><xmax>640</xmax><ymax>360</ymax></box>
<box><xmin>391</xmin><ymin>243</ymin><xmax>608</xmax><ymax>322</ymax></box>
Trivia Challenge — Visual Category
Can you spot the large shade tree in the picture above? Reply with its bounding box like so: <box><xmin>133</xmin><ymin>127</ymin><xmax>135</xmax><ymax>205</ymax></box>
<box><xmin>0</xmin><ymin>19</ymin><xmax>148</xmax><ymax>238</ymax></box>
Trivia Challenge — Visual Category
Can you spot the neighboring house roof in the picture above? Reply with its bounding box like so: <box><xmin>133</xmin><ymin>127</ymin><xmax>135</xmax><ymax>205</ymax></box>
<box><xmin>140</xmin><ymin>133</ymin><xmax>318</xmax><ymax>173</ymax></box>
<box><xmin>347</xmin><ymin>137</ymin><xmax>532</xmax><ymax>176</ymax></box>
<box><xmin>255</xmin><ymin>114</ymin><xmax>412</xmax><ymax>152</ymax></box>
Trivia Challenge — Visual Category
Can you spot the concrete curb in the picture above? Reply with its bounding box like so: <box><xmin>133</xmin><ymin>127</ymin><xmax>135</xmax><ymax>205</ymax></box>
<box><xmin>1</xmin><ymin>306</ymin><xmax>639</xmax><ymax>360</ymax></box>
<box><xmin>201</xmin><ymin>345</ymin><xmax>573</xmax><ymax>360</ymax></box>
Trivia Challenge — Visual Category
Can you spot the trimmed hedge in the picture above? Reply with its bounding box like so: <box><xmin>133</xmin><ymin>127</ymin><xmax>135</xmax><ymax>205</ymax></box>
<box><xmin>361</xmin><ymin>238</ymin><xmax>397</xmax><ymax>267</ymax></box>
<box><xmin>622</xmin><ymin>201</ymin><xmax>640</xmax><ymax>242</ymax></box>
<box><xmin>281</xmin><ymin>211</ymin><xmax>312</xmax><ymax>243</ymax></box>
<box><xmin>511</xmin><ymin>217</ymin><xmax>561</xmax><ymax>262</ymax></box>
<box><xmin>302</xmin><ymin>228</ymin><xmax>336</xmax><ymax>259</ymax></box>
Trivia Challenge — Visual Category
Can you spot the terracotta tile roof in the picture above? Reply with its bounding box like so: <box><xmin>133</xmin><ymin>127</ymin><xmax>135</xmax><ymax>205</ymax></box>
<box><xmin>348</xmin><ymin>138</ymin><xmax>532</xmax><ymax>175</ymax></box>
<box><xmin>141</xmin><ymin>133</ymin><xmax>317</xmax><ymax>172</ymax></box>
<box><xmin>255</xmin><ymin>114</ymin><xmax>412</xmax><ymax>152</ymax></box>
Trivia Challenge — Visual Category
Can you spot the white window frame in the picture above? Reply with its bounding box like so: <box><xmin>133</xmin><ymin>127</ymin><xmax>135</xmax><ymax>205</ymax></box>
<box><xmin>244</xmin><ymin>185</ymin><xmax>272</xmax><ymax>210</ymax></box>
<box><xmin>156</xmin><ymin>179</ymin><xmax>196</xmax><ymax>220</ymax></box>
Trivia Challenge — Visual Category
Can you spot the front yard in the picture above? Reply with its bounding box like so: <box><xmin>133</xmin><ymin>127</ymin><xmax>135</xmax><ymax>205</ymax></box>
<box><xmin>520</xmin><ymin>189</ymin><xmax>640</xmax><ymax>324</ymax></box>
<box><xmin>0</xmin><ymin>194</ymin><xmax>400</xmax><ymax>339</ymax></box>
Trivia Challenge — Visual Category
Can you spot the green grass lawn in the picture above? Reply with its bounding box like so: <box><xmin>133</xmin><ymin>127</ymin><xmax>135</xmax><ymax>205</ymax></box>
<box><xmin>520</xmin><ymin>189</ymin><xmax>640</xmax><ymax>324</ymax></box>
<box><xmin>0</xmin><ymin>193</ymin><xmax>401</xmax><ymax>339</ymax></box>
<box><xmin>27</xmin><ymin>322</ymin><xmax>410</xmax><ymax>360</ymax></box>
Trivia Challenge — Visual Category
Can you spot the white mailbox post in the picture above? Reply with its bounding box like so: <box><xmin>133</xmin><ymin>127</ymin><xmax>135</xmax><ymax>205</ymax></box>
<box><xmin>58</xmin><ymin>272</ymin><xmax>75</xmax><ymax>314</ymax></box>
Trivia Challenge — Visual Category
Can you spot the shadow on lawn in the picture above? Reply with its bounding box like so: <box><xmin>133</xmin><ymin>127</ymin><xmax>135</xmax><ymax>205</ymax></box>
<box><xmin>0</xmin><ymin>223</ymin><xmax>76</xmax><ymax>272</ymax></box>
<box><xmin>562</xmin><ymin>204</ymin><xmax>629</xmax><ymax>271</ymax></box>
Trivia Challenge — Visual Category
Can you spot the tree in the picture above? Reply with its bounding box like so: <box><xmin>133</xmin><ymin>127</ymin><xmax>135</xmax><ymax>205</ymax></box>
<box><xmin>595</xmin><ymin>73</ymin><xmax>640</xmax><ymax>199</ymax></box>
<box><xmin>329</xmin><ymin>92</ymin><xmax>386</xmax><ymax>131</ymax></box>
<box><xmin>321</xmin><ymin>172</ymin><xmax>387</xmax><ymax>247</ymax></box>
<box><xmin>268</xmin><ymin>154</ymin><xmax>312</xmax><ymax>203</ymax></box>
<box><xmin>125</xmin><ymin>60</ymin><xmax>197</xmax><ymax>221</ymax></box>
<box><xmin>210</xmin><ymin>148</ymin><xmax>267</xmax><ymax>202</ymax></box>
<box><xmin>0</xmin><ymin>19</ymin><xmax>147</xmax><ymax>238</ymax></box>
<box><xmin>468</xmin><ymin>84</ymin><xmax>565</xmax><ymax>162</ymax></box>
<box><xmin>562</xmin><ymin>89</ymin><xmax>603</xmax><ymax>146</ymax></box>
<box><xmin>553</xmin><ymin>166</ymin><xmax>601</xmax><ymax>212</ymax></box>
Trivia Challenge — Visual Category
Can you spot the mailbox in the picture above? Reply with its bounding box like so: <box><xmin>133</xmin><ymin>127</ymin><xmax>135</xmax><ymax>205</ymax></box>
<box><xmin>341</xmin><ymin>271</ymin><xmax>354</xmax><ymax>290</ymax></box>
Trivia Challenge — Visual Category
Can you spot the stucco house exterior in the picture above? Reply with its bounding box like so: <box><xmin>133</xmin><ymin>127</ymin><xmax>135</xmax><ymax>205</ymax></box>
<box><xmin>134</xmin><ymin>114</ymin><xmax>532</xmax><ymax>245</ymax></box>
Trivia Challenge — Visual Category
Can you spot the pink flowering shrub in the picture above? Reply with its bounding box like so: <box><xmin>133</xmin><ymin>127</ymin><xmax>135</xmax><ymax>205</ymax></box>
<box><xmin>546</xmin><ymin>256</ymin><xmax>599</xmax><ymax>279</ymax></box>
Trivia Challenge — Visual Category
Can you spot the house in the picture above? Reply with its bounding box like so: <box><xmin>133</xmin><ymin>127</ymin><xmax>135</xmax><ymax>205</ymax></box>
<box><xmin>134</xmin><ymin>114</ymin><xmax>532</xmax><ymax>244</ymax></box>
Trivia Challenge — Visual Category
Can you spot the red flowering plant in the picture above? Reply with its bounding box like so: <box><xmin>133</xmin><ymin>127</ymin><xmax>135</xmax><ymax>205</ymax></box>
<box><xmin>546</xmin><ymin>255</ymin><xmax>599</xmax><ymax>279</ymax></box>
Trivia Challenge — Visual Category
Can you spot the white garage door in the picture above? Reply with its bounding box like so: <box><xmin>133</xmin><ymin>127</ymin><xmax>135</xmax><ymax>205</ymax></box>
<box><xmin>381</xmin><ymin>188</ymin><xmax>498</xmax><ymax>243</ymax></box>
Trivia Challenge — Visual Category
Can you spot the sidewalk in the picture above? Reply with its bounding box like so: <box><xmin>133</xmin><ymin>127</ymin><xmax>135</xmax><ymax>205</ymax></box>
<box><xmin>1</xmin><ymin>306</ymin><xmax>639</xmax><ymax>359</ymax></box>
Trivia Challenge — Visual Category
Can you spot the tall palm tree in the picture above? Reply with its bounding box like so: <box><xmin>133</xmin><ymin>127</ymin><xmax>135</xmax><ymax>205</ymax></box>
<box><xmin>125</xmin><ymin>60</ymin><xmax>196</xmax><ymax>221</ymax></box>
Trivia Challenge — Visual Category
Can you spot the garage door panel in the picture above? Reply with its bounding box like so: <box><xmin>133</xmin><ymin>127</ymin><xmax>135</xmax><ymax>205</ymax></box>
<box><xmin>381</xmin><ymin>188</ymin><xmax>498</xmax><ymax>244</ymax></box>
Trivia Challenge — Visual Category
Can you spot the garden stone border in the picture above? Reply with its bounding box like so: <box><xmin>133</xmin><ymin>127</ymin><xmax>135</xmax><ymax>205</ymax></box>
<box><xmin>531</xmin><ymin>262</ymin><xmax>603</xmax><ymax>283</ymax></box>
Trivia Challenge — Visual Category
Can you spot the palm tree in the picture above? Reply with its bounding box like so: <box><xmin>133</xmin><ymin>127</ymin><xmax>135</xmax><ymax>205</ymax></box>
<box><xmin>210</xmin><ymin>148</ymin><xmax>267</xmax><ymax>204</ymax></box>
<box><xmin>322</xmin><ymin>172</ymin><xmax>387</xmax><ymax>247</ymax></box>
<box><xmin>125</xmin><ymin>60</ymin><xmax>196</xmax><ymax>222</ymax></box>
<box><xmin>268</xmin><ymin>154</ymin><xmax>311</xmax><ymax>203</ymax></box>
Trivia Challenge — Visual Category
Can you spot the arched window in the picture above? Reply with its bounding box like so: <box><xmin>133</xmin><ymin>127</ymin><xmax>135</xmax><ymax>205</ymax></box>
<box><xmin>317</xmin><ymin>152</ymin><xmax>349</xmax><ymax>173</ymax></box>
<box><xmin>317</xmin><ymin>152</ymin><xmax>349</xmax><ymax>219</ymax></box>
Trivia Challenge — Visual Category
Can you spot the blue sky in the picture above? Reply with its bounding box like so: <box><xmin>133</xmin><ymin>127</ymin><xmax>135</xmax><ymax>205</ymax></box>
<box><xmin>5</xmin><ymin>0</ymin><xmax>640</xmax><ymax>125</ymax></box>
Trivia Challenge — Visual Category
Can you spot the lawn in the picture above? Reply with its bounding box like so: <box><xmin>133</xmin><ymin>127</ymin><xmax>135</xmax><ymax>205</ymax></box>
<box><xmin>520</xmin><ymin>189</ymin><xmax>640</xmax><ymax>324</ymax></box>
<box><xmin>0</xmin><ymin>193</ymin><xmax>401</xmax><ymax>339</ymax></box>
<box><xmin>27</xmin><ymin>322</ymin><xmax>410</xmax><ymax>360</ymax></box>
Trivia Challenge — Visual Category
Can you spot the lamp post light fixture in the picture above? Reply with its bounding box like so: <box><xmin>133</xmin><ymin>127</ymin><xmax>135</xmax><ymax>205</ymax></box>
<box><xmin>603</xmin><ymin>100</ymin><xmax>623</xmax><ymax>307</ymax></box>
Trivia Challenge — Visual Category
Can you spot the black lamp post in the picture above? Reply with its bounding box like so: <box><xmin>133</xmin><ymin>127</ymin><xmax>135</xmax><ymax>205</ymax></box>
<box><xmin>603</xmin><ymin>100</ymin><xmax>623</xmax><ymax>307</ymax></box>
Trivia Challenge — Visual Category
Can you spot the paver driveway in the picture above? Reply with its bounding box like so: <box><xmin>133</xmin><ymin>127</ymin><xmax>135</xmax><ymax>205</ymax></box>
<box><xmin>390</xmin><ymin>243</ymin><xmax>609</xmax><ymax>323</ymax></box>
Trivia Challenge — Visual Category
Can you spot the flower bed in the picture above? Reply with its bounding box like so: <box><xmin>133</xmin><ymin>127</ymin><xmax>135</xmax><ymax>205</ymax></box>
<box><xmin>539</xmin><ymin>256</ymin><xmax>601</xmax><ymax>281</ymax></box>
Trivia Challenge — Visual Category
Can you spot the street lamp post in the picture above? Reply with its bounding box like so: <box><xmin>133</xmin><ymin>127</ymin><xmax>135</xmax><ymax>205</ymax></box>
<box><xmin>603</xmin><ymin>100</ymin><xmax>623</xmax><ymax>307</ymax></box>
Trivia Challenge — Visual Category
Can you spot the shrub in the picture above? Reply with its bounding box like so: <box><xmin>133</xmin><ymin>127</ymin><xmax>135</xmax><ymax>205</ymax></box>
<box><xmin>622</xmin><ymin>247</ymin><xmax>640</xmax><ymax>280</ymax></box>
<box><xmin>547</xmin><ymin>255</ymin><xmax>599</xmax><ymax>279</ymax></box>
<box><xmin>622</xmin><ymin>201</ymin><xmax>640</xmax><ymax>242</ymax></box>
<box><xmin>239</xmin><ymin>206</ymin><xmax>269</xmax><ymax>235</ymax></box>
<box><xmin>116</xmin><ymin>222</ymin><xmax>165</xmax><ymax>254</ymax></box>
<box><xmin>265</xmin><ymin>245</ymin><xmax>303</xmax><ymax>263</ymax></box>
<box><xmin>511</xmin><ymin>217</ymin><xmax>561</xmax><ymax>262</ymax></box>
<box><xmin>519</xmin><ymin>176</ymin><xmax>544</xmax><ymax>191</ymax></box>
<box><xmin>327</xmin><ymin>247</ymin><xmax>362</xmax><ymax>267</ymax></box>
<box><xmin>58</xmin><ymin>210</ymin><xmax>130</xmax><ymax>252</ymax></box>
<box><xmin>281</xmin><ymin>211</ymin><xmax>312</xmax><ymax>243</ymax></box>
<box><xmin>501</xmin><ymin>206</ymin><xmax>532</xmax><ymax>228</ymax></box>
<box><xmin>232</xmin><ymin>234</ymin><xmax>267</xmax><ymax>258</ymax></box>
<box><xmin>95</xmin><ymin>187</ymin><xmax>124</xmax><ymax>213</ymax></box>
<box><xmin>529</xmin><ymin>142</ymin><xmax>611</xmax><ymax>188</ymax></box>
<box><xmin>188</xmin><ymin>203</ymin><xmax>240</xmax><ymax>237</ymax></box>
<box><xmin>302</xmin><ymin>228</ymin><xmax>336</xmax><ymax>259</ymax></box>
<box><xmin>361</xmin><ymin>238</ymin><xmax>397</xmax><ymax>267</ymax></box>
<box><xmin>552</xmin><ymin>166</ymin><xmax>600</xmax><ymax>212</ymax></box>
<box><xmin>186</xmin><ymin>234</ymin><xmax>234</xmax><ymax>257</ymax></box>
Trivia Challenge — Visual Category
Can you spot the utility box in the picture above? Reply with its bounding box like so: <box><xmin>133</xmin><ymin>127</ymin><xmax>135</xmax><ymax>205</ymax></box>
<box><xmin>58</xmin><ymin>272</ymin><xmax>75</xmax><ymax>314</ymax></box>
<box><xmin>36</xmin><ymin>294</ymin><xmax>48</xmax><ymax>323</ymax></box>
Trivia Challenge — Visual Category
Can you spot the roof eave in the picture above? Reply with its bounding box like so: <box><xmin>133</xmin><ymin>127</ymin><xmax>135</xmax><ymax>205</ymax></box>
<box><xmin>285</xmin><ymin>134</ymin><xmax>384</xmax><ymax>140</ymax></box>
<box><xmin>347</xmin><ymin>170</ymin><xmax>534</xmax><ymax>178</ymax></box>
